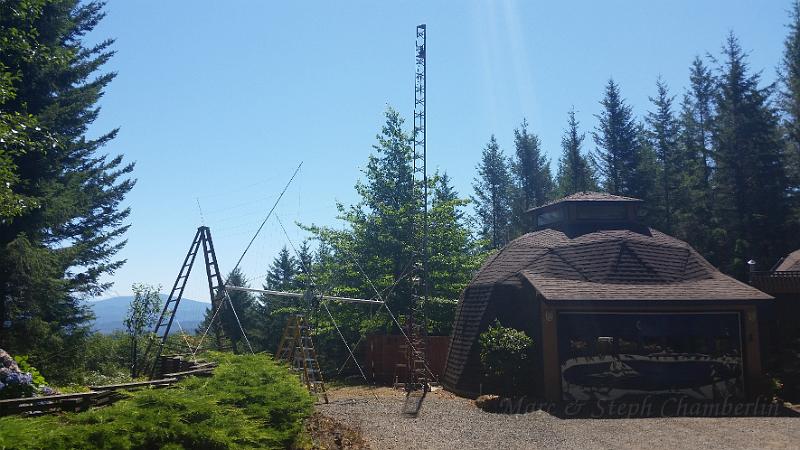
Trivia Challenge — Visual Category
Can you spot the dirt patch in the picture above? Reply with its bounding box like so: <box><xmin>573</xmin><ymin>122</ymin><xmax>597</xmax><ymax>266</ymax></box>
<box><xmin>306</xmin><ymin>412</ymin><xmax>370</xmax><ymax>450</ymax></box>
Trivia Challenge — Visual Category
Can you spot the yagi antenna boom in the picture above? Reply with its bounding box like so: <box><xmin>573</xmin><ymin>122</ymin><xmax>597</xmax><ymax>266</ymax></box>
<box><xmin>224</xmin><ymin>286</ymin><xmax>384</xmax><ymax>305</ymax></box>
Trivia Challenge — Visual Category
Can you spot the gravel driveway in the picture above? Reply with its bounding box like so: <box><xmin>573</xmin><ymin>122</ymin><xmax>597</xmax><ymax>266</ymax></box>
<box><xmin>317</xmin><ymin>386</ymin><xmax>799</xmax><ymax>449</ymax></box>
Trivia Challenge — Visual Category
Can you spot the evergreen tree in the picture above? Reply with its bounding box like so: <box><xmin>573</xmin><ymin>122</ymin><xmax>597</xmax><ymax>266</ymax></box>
<box><xmin>646</xmin><ymin>78</ymin><xmax>685</xmax><ymax>233</ymax></box>
<box><xmin>304</xmin><ymin>107</ymin><xmax>418</xmax><ymax>314</ymax></box>
<box><xmin>265</xmin><ymin>246</ymin><xmax>298</xmax><ymax>291</ymax></box>
<box><xmin>510</xmin><ymin>120</ymin><xmax>553</xmax><ymax>234</ymax></box>
<box><xmin>781</xmin><ymin>0</ymin><xmax>800</xmax><ymax>183</ymax></box>
<box><xmin>0</xmin><ymin>1</ymin><xmax>134</xmax><ymax>380</ymax></box>
<box><xmin>472</xmin><ymin>135</ymin><xmax>514</xmax><ymax>249</ymax></box>
<box><xmin>713</xmin><ymin>33</ymin><xmax>790</xmax><ymax>277</ymax></box>
<box><xmin>556</xmin><ymin>108</ymin><xmax>597</xmax><ymax>197</ymax></box>
<box><xmin>303</xmin><ymin>107</ymin><xmax>484</xmax><ymax>327</ymax></box>
<box><xmin>593</xmin><ymin>79</ymin><xmax>648</xmax><ymax>198</ymax></box>
<box><xmin>428</xmin><ymin>172</ymin><xmax>483</xmax><ymax>300</ymax></box>
<box><xmin>295</xmin><ymin>240</ymin><xmax>314</xmax><ymax>289</ymax></box>
<box><xmin>679</xmin><ymin>56</ymin><xmax>718</xmax><ymax>259</ymax></box>
<box><xmin>199</xmin><ymin>268</ymin><xmax>257</xmax><ymax>353</ymax></box>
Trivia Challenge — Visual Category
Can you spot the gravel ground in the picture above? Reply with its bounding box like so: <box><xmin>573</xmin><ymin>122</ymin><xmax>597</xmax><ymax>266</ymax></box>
<box><xmin>316</xmin><ymin>386</ymin><xmax>799</xmax><ymax>450</ymax></box>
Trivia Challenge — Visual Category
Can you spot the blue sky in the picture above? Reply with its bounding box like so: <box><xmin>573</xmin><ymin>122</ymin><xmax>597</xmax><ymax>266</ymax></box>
<box><xmin>89</xmin><ymin>1</ymin><xmax>790</xmax><ymax>301</ymax></box>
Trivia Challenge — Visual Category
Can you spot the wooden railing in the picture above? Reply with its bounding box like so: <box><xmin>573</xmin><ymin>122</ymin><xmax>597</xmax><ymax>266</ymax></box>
<box><xmin>750</xmin><ymin>270</ymin><xmax>800</xmax><ymax>294</ymax></box>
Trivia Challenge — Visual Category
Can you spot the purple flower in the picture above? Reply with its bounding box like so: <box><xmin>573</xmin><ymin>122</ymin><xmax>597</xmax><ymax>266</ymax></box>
<box><xmin>40</xmin><ymin>386</ymin><xmax>55</xmax><ymax>396</ymax></box>
<box><xmin>0</xmin><ymin>381</ymin><xmax>5</xmax><ymax>391</ymax></box>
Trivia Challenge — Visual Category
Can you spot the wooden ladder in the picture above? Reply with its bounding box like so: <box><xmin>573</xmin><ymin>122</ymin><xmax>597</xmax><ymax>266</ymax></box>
<box><xmin>275</xmin><ymin>314</ymin><xmax>328</xmax><ymax>404</ymax></box>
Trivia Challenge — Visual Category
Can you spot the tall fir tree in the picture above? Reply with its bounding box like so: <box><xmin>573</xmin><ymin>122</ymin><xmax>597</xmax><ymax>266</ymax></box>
<box><xmin>472</xmin><ymin>135</ymin><xmax>514</xmax><ymax>250</ymax></box>
<box><xmin>679</xmin><ymin>56</ymin><xmax>718</xmax><ymax>260</ymax></box>
<box><xmin>302</xmin><ymin>108</ymin><xmax>483</xmax><ymax>339</ymax></box>
<box><xmin>592</xmin><ymin>79</ymin><xmax>649</xmax><ymax>198</ymax></box>
<box><xmin>198</xmin><ymin>267</ymin><xmax>257</xmax><ymax>353</ymax></box>
<box><xmin>265</xmin><ymin>246</ymin><xmax>298</xmax><ymax>291</ymax></box>
<box><xmin>646</xmin><ymin>78</ymin><xmax>686</xmax><ymax>233</ymax></box>
<box><xmin>0</xmin><ymin>0</ymin><xmax>134</xmax><ymax>380</ymax></box>
<box><xmin>428</xmin><ymin>172</ymin><xmax>483</xmax><ymax>300</ymax></box>
<box><xmin>510</xmin><ymin>119</ymin><xmax>553</xmax><ymax>234</ymax></box>
<box><xmin>556</xmin><ymin>108</ymin><xmax>597</xmax><ymax>197</ymax></box>
<box><xmin>304</xmin><ymin>107</ymin><xmax>418</xmax><ymax>314</ymax></box>
<box><xmin>781</xmin><ymin>0</ymin><xmax>800</xmax><ymax>185</ymax></box>
<box><xmin>713</xmin><ymin>33</ymin><xmax>790</xmax><ymax>278</ymax></box>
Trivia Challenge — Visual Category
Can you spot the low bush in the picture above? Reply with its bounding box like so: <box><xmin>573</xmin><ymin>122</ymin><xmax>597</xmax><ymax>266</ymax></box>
<box><xmin>478</xmin><ymin>321</ymin><xmax>534</xmax><ymax>395</ymax></box>
<box><xmin>0</xmin><ymin>352</ymin><xmax>314</xmax><ymax>449</ymax></box>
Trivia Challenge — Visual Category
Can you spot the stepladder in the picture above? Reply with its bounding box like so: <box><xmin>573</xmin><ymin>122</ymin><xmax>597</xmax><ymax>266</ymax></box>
<box><xmin>275</xmin><ymin>314</ymin><xmax>328</xmax><ymax>404</ymax></box>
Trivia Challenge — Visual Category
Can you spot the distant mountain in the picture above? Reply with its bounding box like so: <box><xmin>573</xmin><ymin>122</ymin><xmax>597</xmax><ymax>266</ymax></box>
<box><xmin>87</xmin><ymin>295</ymin><xmax>210</xmax><ymax>334</ymax></box>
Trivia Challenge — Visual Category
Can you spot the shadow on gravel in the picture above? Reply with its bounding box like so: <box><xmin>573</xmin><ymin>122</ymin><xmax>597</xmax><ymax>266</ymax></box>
<box><xmin>401</xmin><ymin>389</ymin><xmax>428</xmax><ymax>416</ymax></box>
<box><xmin>478</xmin><ymin>395</ymin><xmax>800</xmax><ymax>419</ymax></box>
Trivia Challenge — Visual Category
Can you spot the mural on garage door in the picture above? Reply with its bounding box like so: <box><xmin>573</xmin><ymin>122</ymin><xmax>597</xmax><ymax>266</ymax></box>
<box><xmin>558</xmin><ymin>312</ymin><xmax>744</xmax><ymax>401</ymax></box>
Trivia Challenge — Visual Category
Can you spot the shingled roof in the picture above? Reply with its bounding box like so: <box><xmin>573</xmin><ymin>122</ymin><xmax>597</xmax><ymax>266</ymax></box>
<box><xmin>774</xmin><ymin>249</ymin><xmax>800</xmax><ymax>271</ymax></box>
<box><xmin>528</xmin><ymin>191</ymin><xmax>643</xmax><ymax>213</ymax></box>
<box><xmin>472</xmin><ymin>226</ymin><xmax>770</xmax><ymax>301</ymax></box>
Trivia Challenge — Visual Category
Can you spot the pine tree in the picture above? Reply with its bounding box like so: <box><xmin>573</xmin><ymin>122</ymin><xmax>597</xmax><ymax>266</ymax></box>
<box><xmin>0</xmin><ymin>1</ymin><xmax>135</xmax><ymax>380</ymax></box>
<box><xmin>510</xmin><ymin>120</ymin><xmax>553</xmax><ymax>234</ymax></box>
<box><xmin>781</xmin><ymin>0</ymin><xmax>800</xmax><ymax>183</ymax></box>
<box><xmin>472</xmin><ymin>135</ymin><xmax>514</xmax><ymax>250</ymax></box>
<box><xmin>556</xmin><ymin>108</ymin><xmax>597</xmax><ymax>197</ymax></box>
<box><xmin>428</xmin><ymin>172</ymin><xmax>483</xmax><ymax>300</ymax></box>
<box><xmin>679</xmin><ymin>57</ymin><xmax>718</xmax><ymax>260</ymax></box>
<box><xmin>199</xmin><ymin>268</ymin><xmax>256</xmax><ymax>353</ymax></box>
<box><xmin>265</xmin><ymin>246</ymin><xmax>298</xmax><ymax>291</ymax></box>
<box><xmin>593</xmin><ymin>79</ymin><xmax>648</xmax><ymax>198</ymax></box>
<box><xmin>304</xmin><ymin>107</ymin><xmax>418</xmax><ymax>314</ymax></box>
<box><xmin>646</xmin><ymin>78</ymin><xmax>685</xmax><ymax>233</ymax></box>
<box><xmin>713</xmin><ymin>33</ymin><xmax>790</xmax><ymax>277</ymax></box>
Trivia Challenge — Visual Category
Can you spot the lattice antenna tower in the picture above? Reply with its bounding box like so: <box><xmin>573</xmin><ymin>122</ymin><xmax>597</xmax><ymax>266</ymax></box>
<box><xmin>403</xmin><ymin>23</ymin><xmax>431</xmax><ymax>392</ymax></box>
<box><xmin>413</xmin><ymin>24</ymin><xmax>428</xmax><ymax>305</ymax></box>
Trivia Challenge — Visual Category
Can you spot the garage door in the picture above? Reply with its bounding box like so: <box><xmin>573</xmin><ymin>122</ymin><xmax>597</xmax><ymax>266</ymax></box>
<box><xmin>557</xmin><ymin>312</ymin><xmax>744</xmax><ymax>401</ymax></box>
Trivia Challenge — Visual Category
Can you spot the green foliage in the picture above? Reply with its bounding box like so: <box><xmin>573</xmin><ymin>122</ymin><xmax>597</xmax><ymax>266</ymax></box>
<box><xmin>303</xmin><ymin>107</ymin><xmax>482</xmax><ymax>317</ymax></box>
<box><xmin>781</xmin><ymin>1</ymin><xmax>800</xmax><ymax>184</ymax></box>
<box><xmin>0</xmin><ymin>353</ymin><xmax>314</xmax><ymax>450</ymax></box>
<box><xmin>0</xmin><ymin>0</ymin><xmax>135</xmax><ymax>381</ymax></box>
<box><xmin>472</xmin><ymin>135</ymin><xmax>514</xmax><ymax>250</ymax></box>
<box><xmin>198</xmin><ymin>268</ymin><xmax>259</xmax><ymax>354</ymax></box>
<box><xmin>478</xmin><ymin>321</ymin><xmax>533</xmax><ymax>394</ymax></box>
<box><xmin>646</xmin><ymin>78</ymin><xmax>688</xmax><ymax>234</ymax></box>
<box><xmin>75</xmin><ymin>331</ymin><xmax>131</xmax><ymax>386</ymax></box>
<box><xmin>510</xmin><ymin>119</ymin><xmax>554</xmax><ymax>234</ymax></box>
<box><xmin>592</xmin><ymin>79</ymin><xmax>650</xmax><ymax>198</ymax></box>
<box><xmin>13</xmin><ymin>355</ymin><xmax>46</xmax><ymax>388</ymax></box>
<box><xmin>712</xmin><ymin>33</ymin><xmax>790</xmax><ymax>278</ymax></box>
<box><xmin>125</xmin><ymin>284</ymin><xmax>161</xmax><ymax>377</ymax></box>
<box><xmin>556</xmin><ymin>108</ymin><xmax>597</xmax><ymax>197</ymax></box>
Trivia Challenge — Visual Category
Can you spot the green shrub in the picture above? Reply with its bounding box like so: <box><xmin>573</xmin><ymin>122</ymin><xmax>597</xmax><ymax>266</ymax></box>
<box><xmin>478</xmin><ymin>321</ymin><xmax>533</xmax><ymax>394</ymax></box>
<box><xmin>0</xmin><ymin>352</ymin><xmax>314</xmax><ymax>449</ymax></box>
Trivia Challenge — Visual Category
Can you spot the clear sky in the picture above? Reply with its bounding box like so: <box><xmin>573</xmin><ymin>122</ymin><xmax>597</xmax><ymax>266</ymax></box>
<box><xmin>88</xmin><ymin>0</ymin><xmax>790</xmax><ymax>302</ymax></box>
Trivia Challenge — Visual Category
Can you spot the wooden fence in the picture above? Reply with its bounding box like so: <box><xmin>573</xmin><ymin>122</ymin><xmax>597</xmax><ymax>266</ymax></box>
<box><xmin>362</xmin><ymin>335</ymin><xmax>450</xmax><ymax>384</ymax></box>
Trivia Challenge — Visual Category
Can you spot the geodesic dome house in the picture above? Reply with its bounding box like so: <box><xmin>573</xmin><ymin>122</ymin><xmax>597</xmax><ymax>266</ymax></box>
<box><xmin>443</xmin><ymin>192</ymin><xmax>771</xmax><ymax>401</ymax></box>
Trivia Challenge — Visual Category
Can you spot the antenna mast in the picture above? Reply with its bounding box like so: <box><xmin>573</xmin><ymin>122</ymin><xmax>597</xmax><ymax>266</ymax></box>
<box><xmin>403</xmin><ymin>23</ymin><xmax>431</xmax><ymax>396</ymax></box>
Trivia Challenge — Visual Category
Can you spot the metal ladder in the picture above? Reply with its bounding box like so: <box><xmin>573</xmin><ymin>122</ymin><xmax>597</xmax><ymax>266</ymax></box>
<box><xmin>275</xmin><ymin>314</ymin><xmax>328</xmax><ymax>404</ymax></box>
<box><xmin>143</xmin><ymin>226</ymin><xmax>229</xmax><ymax>378</ymax></box>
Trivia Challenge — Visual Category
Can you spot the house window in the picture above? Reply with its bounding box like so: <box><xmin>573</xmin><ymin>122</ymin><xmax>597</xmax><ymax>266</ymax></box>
<box><xmin>575</xmin><ymin>203</ymin><xmax>627</xmax><ymax>221</ymax></box>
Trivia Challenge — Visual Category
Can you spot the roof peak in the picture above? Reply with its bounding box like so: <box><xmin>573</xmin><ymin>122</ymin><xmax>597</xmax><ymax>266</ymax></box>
<box><xmin>530</xmin><ymin>191</ymin><xmax>643</xmax><ymax>213</ymax></box>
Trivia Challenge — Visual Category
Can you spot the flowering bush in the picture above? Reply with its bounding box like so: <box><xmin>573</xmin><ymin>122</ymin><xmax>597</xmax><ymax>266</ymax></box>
<box><xmin>0</xmin><ymin>349</ymin><xmax>36</xmax><ymax>399</ymax></box>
